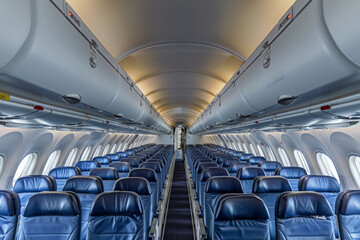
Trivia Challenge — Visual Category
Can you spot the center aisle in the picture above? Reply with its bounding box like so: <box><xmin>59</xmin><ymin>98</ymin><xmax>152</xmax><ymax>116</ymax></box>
<box><xmin>163</xmin><ymin>158</ymin><xmax>194</xmax><ymax>240</ymax></box>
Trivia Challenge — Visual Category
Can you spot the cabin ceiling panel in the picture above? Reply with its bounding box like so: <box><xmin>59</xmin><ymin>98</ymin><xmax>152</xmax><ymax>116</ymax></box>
<box><xmin>67</xmin><ymin>0</ymin><xmax>295</xmax><ymax>126</ymax></box>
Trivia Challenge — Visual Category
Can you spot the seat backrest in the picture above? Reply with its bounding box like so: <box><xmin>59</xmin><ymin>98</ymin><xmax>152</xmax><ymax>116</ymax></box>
<box><xmin>116</xmin><ymin>152</ymin><xmax>128</xmax><ymax>158</ymax></box>
<box><xmin>213</xmin><ymin>194</ymin><xmax>270</xmax><ymax>240</ymax></box>
<box><xmin>93</xmin><ymin>156</ymin><xmax>111</xmax><ymax>168</ymax></box>
<box><xmin>237</xmin><ymin>167</ymin><xmax>266</xmax><ymax>193</ymax></box>
<box><xmin>298</xmin><ymin>175</ymin><xmax>340</xmax><ymax>237</ymax></box>
<box><xmin>88</xmin><ymin>191</ymin><xmax>144</xmax><ymax>239</ymax></box>
<box><xmin>253</xmin><ymin>176</ymin><xmax>292</xmax><ymax>240</ymax></box>
<box><xmin>75</xmin><ymin>161</ymin><xmax>101</xmax><ymax>176</ymax></box>
<box><xmin>204</xmin><ymin>176</ymin><xmax>244</xmax><ymax>239</ymax></box>
<box><xmin>19</xmin><ymin>192</ymin><xmax>81</xmax><ymax>239</ymax></box>
<box><xmin>108</xmin><ymin>162</ymin><xmax>130</xmax><ymax>178</ymax></box>
<box><xmin>129</xmin><ymin>168</ymin><xmax>159</xmax><ymax>203</ymax></box>
<box><xmin>105</xmin><ymin>153</ymin><xmax>121</xmax><ymax>162</ymax></box>
<box><xmin>89</xmin><ymin>167</ymin><xmax>119</xmax><ymax>191</ymax></box>
<box><xmin>336</xmin><ymin>190</ymin><xmax>360</xmax><ymax>240</ymax></box>
<box><xmin>248</xmin><ymin>156</ymin><xmax>266</xmax><ymax>166</ymax></box>
<box><xmin>114</xmin><ymin>177</ymin><xmax>153</xmax><ymax>240</ymax></box>
<box><xmin>49</xmin><ymin>167</ymin><xmax>81</xmax><ymax>190</ymax></box>
<box><xmin>275</xmin><ymin>167</ymin><xmax>307</xmax><ymax>191</ymax></box>
<box><xmin>13</xmin><ymin>175</ymin><xmax>56</xmax><ymax>214</ymax></box>
<box><xmin>221</xmin><ymin>159</ymin><xmax>240</xmax><ymax>168</ymax></box>
<box><xmin>258</xmin><ymin>161</ymin><xmax>282</xmax><ymax>176</ymax></box>
<box><xmin>276</xmin><ymin>191</ymin><xmax>335</xmax><ymax>240</ymax></box>
<box><xmin>63</xmin><ymin>176</ymin><xmax>104</xmax><ymax>240</ymax></box>
<box><xmin>121</xmin><ymin>158</ymin><xmax>140</xmax><ymax>168</ymax></box>
<box><xmin>239</xmin><ymin>153</ymin><xmax>254</xmax><ymax>161</ymax></box>
<box><xmin>228</xmin><ymin>163</ymin><xmax>250</xmax><ymax>176</ymax></box>
<box><xmin>0</xmin><ymin>190</ymin><xmax>20</xmax><ymax>240</ymax></box>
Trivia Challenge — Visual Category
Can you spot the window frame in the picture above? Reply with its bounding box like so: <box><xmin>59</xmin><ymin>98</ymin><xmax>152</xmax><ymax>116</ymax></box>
<box><xmin>64</xmin><ymin>148</ymin><xmax>78</xmax><ymax>166</ymax></box>
<box><xmin>242</xmin><ymin>143</ymin><xmax>249</xmax><ymax>153</ymax></box>
<box><xmin>278</xmin><ymin>147</ymin><xmax>291</xmax><ymax>166</ymax></box>
<box><xmin>294</xmin><ymin>150</ymin><xmax>310</xmax><ymax>173</ymax></box>
<box><xmin>257</xmin><ymin>145</ymin><xmax>265</xmax><ymax>157</ymax></box>
<box><xmin>81</xmin><ymin>146</ymin><xmax>92</xmax><ymax>160</ymax></box>
<box><xmin>316</xmin><ymin>152</ymin><xmax>340</xmax><ymax>182</ymax></box>
<box><xmin>102</xmin><ymin>144</ymin><xmax>110</xmax><ymax>156</ymax></box>
<box><xmin>266</xmin><ymin>146</ymin><xmax>276</xmax><ymax>161</ymax></box>
<box><xmin>349</xmin><ymin>155</ymin><xmax>360</xmax><ymax>187</ymax></box>
<box><xmin>0</xmin><ymin>155</ymin><xmax>4</xmax><ymax>177</ymax></box>
<box><xmin>93</xmin><ymin>145</ymin><xmax>102</xmax><ymax>158</ymax></box>
<box><xmin>13</xmin><ymin>153</ymin><xmax>38</xmax><ymax>186</ymax></box>
<box><xmin>249</xmin><ymin>144</ymin><xmax>257</xmax><ymax>155</ymax></box>
<box><xmin>42</xmin><ymin>150</ymin><xmax>61</xmax><ymax>175</ymax></box>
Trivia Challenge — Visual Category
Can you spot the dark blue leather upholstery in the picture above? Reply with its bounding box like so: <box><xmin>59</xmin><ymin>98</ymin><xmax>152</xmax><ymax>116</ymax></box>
<box><xmin>87</xmin><ymin>191</ymin><xmax>144</xmax><ymax>240</ymax></box>
<box><xmin>63</xmin><ymin>176</ymin><xmax>103</xmax><ymax>240</ymax></box>
<box><xmin>237</xmin><ymin>167</ymin><xmax>266</xmax><ymax>193</ymax></box>
<box><xmin>253</xmin><ymin>176</ymin><xmax>292</xmax><ymax>240</ymax></box>
<box><xmin>129</xmin><ymin>168</ymin><xmax>160</xmax><ymax>204</ymax></box>
<box><xmin>75</xmin><ymin>161</ymin><xmax>100</xmax><ymax>176</ymax></box>
<box><xmin>0</xmin><ymin>190</ymin><xmax>20</xmax><ymax>240</ymax></box>
<box><xmin>336</xmin><ymin>190</ymin><xmax>360</xmax><ymax>240</ymax></box>
<box><xmin>49</xmin><ymin>167</ymin><xmax>81</xmax><ymax>191</ymax></box>
<box><xmin>276</xmin><ymin>191</ymin><xmax>335</xmax><ymax>239</ymax></box>
<box><xmin>248</xmin><ymin>156</ymin><xmax>266</xmax><ymax>166</ymax></box>
<box><xmin>299</xmin><ymin>175</ymin><xmax>340</xmax><ymax>237</ymax></box>
<box><xmin>89</xmin><ymin>168</ymin><xmax>119</xmax><ymax>191</ymax></box>
<box><xmin>199</xmin><ymin>168</ymin><xmax>228</xmax><ymax>209</ymax></box>
<box><xmin>213</xmin><ymin>194</ymin><xmax>270</xmax><ymax>240</ymax></box>
<box><xmin>140</xmin><ymin>162</ymin><xmax>163</xmax><ymax>188</ymax></box>
<box><xmin>114</xmin><ymin>177</ymin><xmax>154</xmax><ymax>239</ymax></box>
<box><xmin>204</xmin><ymin>176</ymin><xmax>244</xmax><ymax>239</ymax></box>
<box><xmin>105</xmin><ymin>154</ymin><xmax>121</xmax><ymax>162</ymax></box>
<box><xmin>258</xmin><ymin>161</ymin><xmax>282</xmax><ymax>176</ymax></box>
<box><xmin>275</xmin><ymin>167</ymin><xmax>307</xmax><ymax>191</ymax></box>
<box><xmin>239</xmin><ymin>153</ymin><xmax>254</xmax><ymax>161</ymax></box>
<box><xmin>121</xmin><ymin>158</ymin><xmax>140</xmax><ymax>168</ymax></box>
<box><xmin>228</xmin><ymin>163</ymin><xmax>250</xmax><ymax>177</ymax></box>
<box><xmin>13</xmin><ymin>175</ymin><xmax>56</xmax><ymax>214</ymax></box>
<box><xmin>221</xmin><ymin>159</ymin><xmax>240</xmax><ymax>168</ymax></box>
<box><xmin>92</xmin><ymin>156</ymin><xmax>111</xmax><ymax>168</ymax></box>
<box><xmin>19</xmin><ymin>192</ymin><xmax>81</xmax><ymax>240</ymax></box>
<box><xmin>108</xmin><ymin>162</ymin><xmax>130</xmax><ymax>178</ymax></box>
<box><xmin>196</xmin><ymin>163</ymin><xmax>218</xmax><ymax>190</ymax></box>
<box><xmin>116</xmin><ymin>152</ymin><xmax>128</xmax><ymax>158</ymax></box>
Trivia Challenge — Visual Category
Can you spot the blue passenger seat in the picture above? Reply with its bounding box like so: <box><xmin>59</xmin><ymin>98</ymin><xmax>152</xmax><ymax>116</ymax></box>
<box><xmin>49</xmin><ymin>166</ymin><xmax>81</xmax><ymax>190</ymax></box>
<box><xmin>18</xmin><ymin>192</ymin><xmax>81</xmax><ymax>240</ymax></box>
<box><xmin>89</xmin><ymin>168</ymin><xmax>119</xmax><ymax>191</ymax></box>
<box><xmin>13</xmin><ymin>175</ymin><xmax>56</xmax><ymax>214</ymax></box>
<box><xmin>87</xmin><ymin>191</ymin><xmax>144</xmax><ymax>240</ymax></box>
<box><xmin>228</xmin><ymin>163</ymin><xmax>250</xmax><ymax>177</ymax></box>
<box><xmin>275</xmin><ymin>166</ymin><xmax>306</xmax><ymax>191</ymax></box>
<box><xmin>299</xmin><ymin>175</ymin><xmax>340</xmax><ymax>237</ymax></box>
<box><xmin>105</xmin><ymin>153</ymin><xmax>121</xmax><ymax>162</ymax></box>
<box><xmin>108</xmin><ymin>162</ymin><xmax>130</xmax><ymax>178</ymax></box>
<box><xmin>92</xmin><ymin>156</ymin><xmax>111</xmax><ymax>168</ymax></box>
<box><xmin>0</xmin><ymin>190</ymin><xmax>20</xmax><ymax>240</ymax></box>
<box><xmin>236</xmin><ymin>167</ymin><xmax>265</xmax><ymax>193</ymax></box>
<box><xmin>336</xmin><ymin>190</ymin><xmax>360</xmax><ymax>240</ymax></box>
<box><xmin>129</xmin><ymin>168</ymin><xmax>160</xmax><ymax>204</ymax></box>
<box><xmin>63</xmin><ymin>176</ymin><xmax>104</xmax><ymax>240</ymax></box>
<box><xmin>248</xmin><ymin>156</ymin><xmax>266</xmax><ymax>166</ymax></box>
<box><xmin>276</xmin><ymin>191</ymin><xmax>335</xmax><ymax>239</ymax></box>
<box><xmin>75</xmin><ymin>161</ymin><xmax>100</xmax><ymax>176</ymax></box>
<box><xmin>258</xmin><ymin>161</ymin><xmax>282</xmax><ymax>176</ymax></box>
<box><xmin>213</xmin><ymin>194</ymin><xmax>270</xmax><ymax>240</ymax></box>
<box><xmin>253</xmin><ymin>176</ymin><xmax>292</xmax><ymax>240</ymax></box>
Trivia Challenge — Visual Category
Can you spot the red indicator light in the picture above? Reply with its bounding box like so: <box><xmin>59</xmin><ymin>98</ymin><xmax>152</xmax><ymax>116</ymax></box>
<box><xmin>34</xmin><ymin>105</ymin><xmax>44</xmax><ymax>111</ymax></box>
<box><xmin>69</xmin><ymin>11</ymin><xmax>72</xmax><ymax>16</ymax></box>
<box><xmin>287</xmin><ymin>13</ymin><xmax>291</xmax><ymax>19</ymax></box>
<box><xmin>86</xmin><ymin>106</ymin><xmax>90</xmax><ymax>109</ymax></box>
<box><xmin>106</xmin><ymin>121</ymin><xmax>110</xmax><ymax>124</ymax></box>
<box><xmin>260</xmin><ymin>143</ymin><xmax>264</xmax><ymax>146</ymax></box>
<box><xmin>320</xmin><ymin>105</ymin><xmax>331</xmax><ymax>111</ymax></box>
<box><xmin>255</xmin><ymin>121</ymin><xmax>259</xmax><ymax>124</ymax></box>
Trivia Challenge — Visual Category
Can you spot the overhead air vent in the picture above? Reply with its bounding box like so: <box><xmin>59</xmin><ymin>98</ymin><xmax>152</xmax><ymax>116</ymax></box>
<box><xmin>61</xmin><ymin>94</ymin><xmax>81</xmax><ymax>104</ymax></box>
<box><xmin>236</xmin><ymin>114</ymin><xmax>251</xmax><ymax>119</ymax></box>
<box><xmin>277</xmin><ymin>95</ymin><xmax>297</xmax><ymax>106</ymax></box>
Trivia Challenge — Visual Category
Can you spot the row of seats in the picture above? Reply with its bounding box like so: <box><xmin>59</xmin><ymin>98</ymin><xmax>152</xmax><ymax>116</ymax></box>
<box><xmin>187</xmin><ymin>144</ymin><xmax>344</xmax><ymax>239</ymax></box>
<box><xmin>2</xmin><ymin>144</ymin><xmax>174</xmax><ymax>240</ymax></box>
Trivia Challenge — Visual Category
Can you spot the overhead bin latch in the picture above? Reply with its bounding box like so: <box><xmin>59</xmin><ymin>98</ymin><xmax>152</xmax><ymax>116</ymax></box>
<box><xmin>89</xmin><ymin>40</ymin><xmax>98</xmax><ymax>68</ymax></box>
<box><xmin>262</xmin><ymin>41</ymin><xmax>271</xmax><ymax>69</ymax></box>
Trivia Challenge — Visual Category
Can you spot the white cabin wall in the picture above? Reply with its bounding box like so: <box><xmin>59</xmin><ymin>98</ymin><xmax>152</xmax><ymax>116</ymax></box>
<box><xmin>151</xmin><ymin>135</ymin><xmax>173</xmax><ymax>145</ymax></box>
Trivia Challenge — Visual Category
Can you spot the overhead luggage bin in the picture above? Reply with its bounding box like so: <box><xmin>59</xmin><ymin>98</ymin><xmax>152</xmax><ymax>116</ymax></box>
<box><xmin>190</xmin><ymin>0</ymin><xmax>360</xmax><ymax>134</ymax></box>
<box><xmin>0</xmin><ymin>0</ymin><xmax>171</xmax><ymax>134</ymax></box>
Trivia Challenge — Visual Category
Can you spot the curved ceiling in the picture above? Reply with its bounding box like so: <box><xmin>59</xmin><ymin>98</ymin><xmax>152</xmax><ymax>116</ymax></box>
<box><xmin>67</xmin><ymin>0</ymin><xmax>295</xmax><ymax>126</ymax></box>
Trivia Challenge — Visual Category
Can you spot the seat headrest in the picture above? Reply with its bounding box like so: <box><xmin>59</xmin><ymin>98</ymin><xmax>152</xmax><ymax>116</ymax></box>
<box><xmin>23</xmin><ymin>192</ymin><xmax>80</xmax><ymax>217</ymax></box>
<box><xmin>248</xmin><ymin>156</ymin><xmax>266</xmax><ymax>165</ymax></box>
<box><xmin>298</xmin><ymin>175</ymin><xmax>340</xmax><ymax>193</ymax></box>
<box><xmin>233</xmin><ymin>151</ymin><xmax>245</xmax><ymax>157</ymax></box>
<box><xmin>201</xmin><ymin>167</ymin><xmax>229</xmax><ymax>181</ymax></box>
<box><xmin>90</xmin><ymin>191</ymin><xmax>143</xmax><ymax>216</ymax></box>
<box><xmin>75</xmin><ymin>161</ymin><xmax>100</xmax><ymax>171</ymax></box>
<box><xmin>93</xmin><ymin>156</ymin><xmax>111</xmax><ymax>165</ymax></box>
<box><xmin>0</xmin><ymin>190</ymin><xmax>20</xmax><ymax>216</ymax></box>
<box><xmin>229</xmin><ymin>163</ymin><xmax>251</xmax><ymax>173</ymax></box>
<box><xmin>49</xmin><ymin>167</ymin><xmax>81</xmax><ymax>179</ymax></box>
<box><xmin>222</xmin><ymin>159</ymin><xmax>240</xmax><ymax>167</ymax></box>
<box><xmin>63</xmin><ymin>176</ymin><xmax>104</xmax><ymax>194</ymax></box>
<box><xmin>197</xmin><ymin>163</ymin><xmax>218</xmax><ymax>173</ymax></box>
<box><xmin>120</xmin><ymin>159</ymin><xmax>140</xmax><ymax>168</ymax></box>
<box><xmin>275</xmin><ymin>167</ymin><xmax>307</xmax><ymax>179</ymax></box>
<box><xmin>336</xmin><ymin>190</ymin><xmax>360</xmax><ymax>215</ymax></box>
<box><xmin>253</xmin><ymin>176</ymin><xmax>292</xmax><ymax>193</ymax></box>
<box><xmin>140</xmin><ymin>163</ymin><xmax>161</xmax><ymax>172</ymax></box>
<box><xmin>205</xmin><ymin>176</ymin><xmax>244</xmax><ymax>193</ymax></box>
<box><xmin>89</xmin><ymin>168</ymin><xmax>119</xmax><ymax>180</ymax></box>
<box><xmin>215</xmin><ymin>194</ymin><xmax>269</xmax><ymax>220</ymax></box>
<box><xmin>237</xmin><ymin>167</ymin><xmax>266</xmax><ymax>180</ymax></box>
<box><xmin>108</xmin><ymin>162</ymin><xmax>130</xmax><ymax>172</ymax></box>
<box><xmin>276</xmin><ymin>191</ymin><xmax>333</xmax><ymax>218</ymax></box>
<box><xmin>105</xmin><ymin>154</ymin><xmax>121</xmax><ymax>161</ymax></box>
<box><xmin>113</xmin><ymin>177</ymin><xmax>151</xmax><ymax>194</ymax></box>
<box><xmin>129</xmin><ymin>168</ymin><xmax>157</xmax><ymax>182</ymax></box>
<box><xmin>116</xmin><ymin>152</ymin><xmax>128</xmax><ymax>158</ymax></box>
<box><xmin>14</xmin><ymin>175</ymin><xmax>56</xmax><ymax>193</ymax></box>
<box><xmin>239</xmin><ymin>154</ymin><xmax>254</xmax><ymax>161</ymax></box>
<box><xmin>258</xmin><ymin>161</ymin><xmax>282</xmax><ymax>171</ymax></box>
<box><xmin>147</xmin><ymin>160</ymin><xmax>164</xmax><ymax>168</ymax></box>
